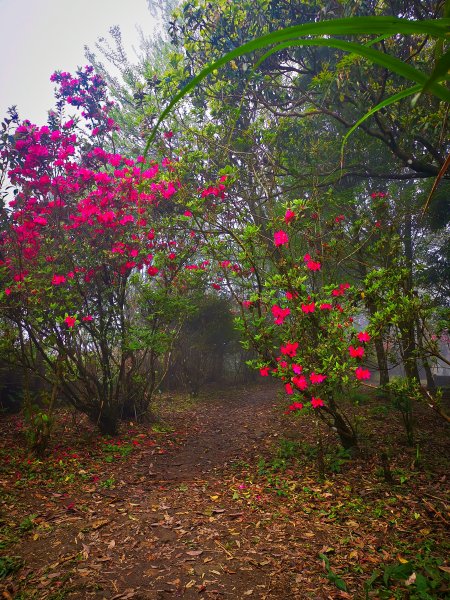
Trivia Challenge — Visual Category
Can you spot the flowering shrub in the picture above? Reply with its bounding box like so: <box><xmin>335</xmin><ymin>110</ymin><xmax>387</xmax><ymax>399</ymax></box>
<box><xmin>177</xmin><ymin>189</ymin><xmax>373</xmax><ymax>450</ymax></box>
<box><xmin>0</xmin><ymin>67</ymin><xmax>210</xmax><ymax>435</ymax></box>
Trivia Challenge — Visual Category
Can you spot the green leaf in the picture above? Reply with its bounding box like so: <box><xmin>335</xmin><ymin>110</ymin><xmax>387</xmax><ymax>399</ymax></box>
<box><xmin>421</xmin><ymin>48</ymin><xmax>450</xmax><ymax>97</ymax></box>
<box><xmin>254</xmin><ymin>39</ymin><xmax>450</xmax><ymax>102</ymax></box>
<box><xmin>340</xmin><ymin>84</ymin><xmax>422</xmax><ymax>164</ymax></box>
<box><xmin>144</xmin><ymin>16</ymin><xmax>450</xmax><ymax>152</ymax></box>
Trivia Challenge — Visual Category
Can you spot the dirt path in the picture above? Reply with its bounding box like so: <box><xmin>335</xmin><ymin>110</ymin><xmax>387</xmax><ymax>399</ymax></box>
<box><xmin>2</xmin><ymin>384</ymin><xmax>449</xmax><ymax>599</ymax></box>
<box><xmin>4</xmin><ymin>385</ymin><xmax>306</xmax><ymax>600</ymax></box>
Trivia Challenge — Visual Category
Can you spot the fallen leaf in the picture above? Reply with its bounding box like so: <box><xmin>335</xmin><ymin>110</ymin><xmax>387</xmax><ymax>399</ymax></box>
<box><xmin>91</xmin><ymin>518</ymin><xmax>109</xmax><ymax>530</ymax></box>
<box><xmin>439</xmin><ymin>566</ymin><xmax>450</xmax><ymax>574</ymax></box>
<box><xmin>243</xmin><ymin>590</ymin><xmax>254</xmax><ymax>596</ymax></box>
<box><xmin>186</xmin><ymin>550</ymin><xmax>203</xmax><ymax>557</ymax></box>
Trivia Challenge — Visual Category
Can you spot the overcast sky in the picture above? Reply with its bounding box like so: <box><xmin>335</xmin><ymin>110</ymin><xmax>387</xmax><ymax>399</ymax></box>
<box><xmin>0</xmin><ymin>0</ymin><xmax>157</xmax><ymax>124</ymax></box>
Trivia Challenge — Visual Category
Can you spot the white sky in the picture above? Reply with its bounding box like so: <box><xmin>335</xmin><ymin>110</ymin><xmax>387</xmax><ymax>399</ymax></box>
<box><xmin>0</xmin><ymin>0</ymin><xmax>157</xmax><ymax>124</ymax></box>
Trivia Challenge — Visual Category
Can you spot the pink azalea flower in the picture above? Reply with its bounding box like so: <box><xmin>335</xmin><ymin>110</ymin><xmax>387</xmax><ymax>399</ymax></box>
<box><xmin>320</xmin><ymin>303</ymin><xmax>333</xmax><ymax>310</ymax></box>
<box><xmin>274</xmin><ymin>230</ymin><xmax>289</xmax><ymax>247</ymax></box>
<box><xmin>305</xmin><ymin>259</ymin><xmax>321</xmax><ymax>271</ymax></box>
<box><xmin>310</xmin><ymin>372</ymin><xmax>326</xmax><ymax>384</ymax></box>
<box><xmin>64</xmin><ymin>316</ymin><xmax>76</xmax><ymax>328</ymax></box>
<box><xmin>349</xmin><ymin>346</ymin><xmax>365</xmax><ymax>358</ymax></box>
<box><xmin>242</xmin><ymin>300</ymin><xmax>252</xmax><ymax>309</ymax></box>
<box><xmin>272</xmin><ymin>304</ymin><xmax>291</xmax><ymax>325</ymax></box>
<box><xmin>287</xmin><ymin>401</ymin><xmax>303</xmax><ymax>412</ymax></box>
<box><xmin>292</xmin><ymin>363</ymin><xmax>302</xmax><ymax>374</ymax></box>
<box><xmin>259</xmin><ymin>367</ymin><xmax>270</xmax><ymax>377</ymax></box>
<box><xmin>52</xmin><ymin>274</ymin><xmax>66</xmax><ymax>285</ymax></box>
<box><xmin>357</xmin><ymin>331</ymin><xmax>371</xmax><ymax>343</ymax></box>
<box><xmin>284</xmin><ymin>209</ymin><xmax>295</xmax><ymax>224</ymax></box>
<box><xmin>355</xmin><ymin>366</ymin><xmax>371</xmax><ymax>380</ymax></box>
<box><xmin>311</xmin><ymin>397</ymin><xmax>325</xmax><ymax>408</ymax></box>
<box><xmin>280</xmin><ymin>342</ymin><xmax>299</xmax><ymax>358</ymax></box>
<box><xmin>285</xmin><ymin>383</ymin><xmax>294</xmax><ymax>395</ymax></box>
<box><xmin>301</xmin><ymin>302</ymin><xmax>315</xmax><ymax>314</ymax></box>
<box><xmin>292</xmin><ymin>375</ymin><xmax>308</xmax><ymax>390</ymax></box>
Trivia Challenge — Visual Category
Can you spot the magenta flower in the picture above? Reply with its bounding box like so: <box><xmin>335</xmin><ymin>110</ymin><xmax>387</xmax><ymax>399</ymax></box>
<box><xmin>349</xmin><ymin>346</ymin><xmax>365</xmax><ymax>358</ymax></box>
<box><xmin>280</xmin><ymin>342</ymin><xmax>299</xmax><ymax>357</ymax></box>
<box><xmin>285</xmin><ymin>383</ymin><xmax>294</xmax><ymax>395</ymax></box>
<box><xmin>319</xmin><ymin>303</ymin><xmax>333</xmax><ymax>310</ymax></box>
<box><xmin>292</xmin><ymin>375</ymin><xmax>308</xmax><ymax>391</ymax></box>
<box><xmin>301</xmin><ymin>302</ymin><xmax>315</xmax><ymax>314</ymax></box>
<box><xmin>311</xmin><ymin>397</ymin><xmax>325</xmax><ymax>408</ymax></box>
<box><xmin>64</xmin><ymin>316</ymin><xmax>76</xmax><ymax>328</ymax></box>
<box><xmin>52</xmin><ymin>274</ymin><xmax>66</xmax><ymax>285</ymax></box>
<box><xmin>287</xmin><ymin>401</ymin><xmax>303</xmax><ymax>412</ymax></box>
<box><xmin>271</xmin><ymin>304</ymin><xmax>291</xmax><ymax>325</ymax></box>
<box><xmin>355</xmin><ymin>367</ymin><xmax>371</xmax><ymax>380</ymax></box>
<box><xmin>357</xmin><ymin>331</ymin><xmax>371</xmax><ymax>343</ymax></box>
<box><xmin>284</xmin><ymin>209</ymin><xmax>295</xmax><ymax>224</ymax></box>
<box><xmin>274</xmin><ymin>230</ymin><xmax>289</xmax><ymax>247</ymax></box>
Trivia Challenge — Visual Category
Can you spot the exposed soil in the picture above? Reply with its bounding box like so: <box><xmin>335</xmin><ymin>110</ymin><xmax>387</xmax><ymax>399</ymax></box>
<box><xmin>1</xmin><ymin>383</ymin><xmax>449</xmax><ymax>599</ymax></box>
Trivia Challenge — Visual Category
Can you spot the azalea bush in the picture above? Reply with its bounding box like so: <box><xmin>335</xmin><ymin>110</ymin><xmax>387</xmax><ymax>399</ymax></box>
<box><xmin>174</xmin><ymin>179</ymin><xmax>374</xmax><ymax>449</ymax></box>
<box><xmin>0</xmin><ymin>67</ymin><xmax>209</xmax><ymax>436</ymax></box>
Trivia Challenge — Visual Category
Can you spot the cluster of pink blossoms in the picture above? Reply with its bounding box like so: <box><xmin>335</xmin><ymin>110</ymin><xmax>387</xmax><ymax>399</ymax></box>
<box><xmin>1</xmin><ymin>67</ymin><xmax>230</xmax><ymax>329</ymax></box>
<box><xmin>260</xmin><ymin>328</ymin><xmax>371</xmax><ymax>410</ymax></box>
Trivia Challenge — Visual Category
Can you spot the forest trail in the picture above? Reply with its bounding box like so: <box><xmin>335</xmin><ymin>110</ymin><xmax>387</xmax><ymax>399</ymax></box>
<box><xmin>3</xmin><ymin>385</ymin><xmax>314</xmax><ymax>600</ymax></box>
<box><xmin>2</xmin><ymin>383</ymin><xmax>449</xmax><ymax>600</ymax></box>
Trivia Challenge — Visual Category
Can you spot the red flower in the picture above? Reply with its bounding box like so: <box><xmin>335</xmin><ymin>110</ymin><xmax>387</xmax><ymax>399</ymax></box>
<box><xmin>320</xmin><ymin>303</ymin><xmax>333</xmax><ymax>310</ymax></box>
<box><xmin>284</xmin><ymin>209</ymin><xmax>295</xmax><ymax>224</ymax></box>
<box><xmin>307</xmin><ymin>260</ymin><xmax>321</xmax><ymax>271</ymax></box>
<box><xmin>64</xmin><ymin>315</ymin><xmax>76</xmax><ymax>328</ymax></box>
<box><xmin>349</xmin><ymin>346</ymin><xmax>365</xmax><ymax>358</ymax></box>
<box><xmin>285</xmin><ymin>383</ymin><xmax>294</xmax><ymax>395</ymax></box>
<box><xmin>274</xmin><ymin>230</ymin><xmax>289</xmax><ymax>247</ymax></box>
<box><xmin>310</xmin><ymin>372</ymin><xmax>326</xmax><ymax>384</ymax></box>
<box><xmin>280</xmin><ymin>342</ymin><xmax>299</xmax><ymax>358</ymax></box>
<box><xmin>301</xmin><ymin>302</ymin><xmax>315</xmax><ymax>314</ymax></box>
<box><xmin>292</xmin><ymin>363</ymin><xmax>302</xmax><ymax>374</ymax></box>
<box><xmin>292</xmin><ymin>375</ymin><xmax>308</xmax><ymax>390</ymax></box>
<box><xmin>259</xmin><ymin>367</ymin><xmax>270</xmax><ymax>377</ymax></box>
<box><xmin>242</xmin><ymin>300</ymin><xmax>252</xmax><ymax>309</ymax></box>
<box><xmin>271</xmin><ymin>304</ymin><xmax>290</xmax><ymax>325</ymax></box>
<box><xmin>287</xmin><ymin>401</ymin><xmax>303</xmax><ymax>412</ymax></box>
<box><xmin>147</xmin><ymin>266</ymin><xmax>159</xmax><ymax>276</ymax></box>
<box><xmin>357</xmin><ymin>331</ymin><xmax>371</xmax><ymax>343</ymax></box>
<box><xmin>311</xmin><ymin>396</ymin><xmax>324</xmax><ymax>408</ymax></box>
<box><xmin>355</xmin><ymin>366</ymin><xmax>371</xmax><ymax>380</ymax></box>
<box><xmin>52</xmin><ymin>274</ymin><xmax>66</xmax><ymax>285</ymax></box>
